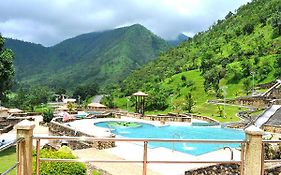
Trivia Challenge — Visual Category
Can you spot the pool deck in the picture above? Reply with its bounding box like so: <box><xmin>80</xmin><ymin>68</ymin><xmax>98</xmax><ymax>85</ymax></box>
<box><xmin>74</xmin><ymin>140</ymin><xmax>241</xmax><ymax>175</ymax></box>
<box><xmin>70</xmin><ymin>116</ymin><xmax>241</xmax><ymax>175</ymax></box>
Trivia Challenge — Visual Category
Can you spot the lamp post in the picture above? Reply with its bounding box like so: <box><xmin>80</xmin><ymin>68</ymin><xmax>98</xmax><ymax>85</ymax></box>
<box><xmin>250</xmin><ymin>71</ymin><xmax>255</xmax><ymax>96</ymax></box>
<box><xmin>170</xmin><ymin>94</ymin><xmax>174</xmax><ymax>110</ymax></box>
<box><xmin>126</xmin><ymin>97</ymin><xmax>129</xmax><ymax>111</ymax></box>
<box><xmin>222</xmin><ymin>86</ymin><xmax>228</xmax><ymax>118</ymax></box>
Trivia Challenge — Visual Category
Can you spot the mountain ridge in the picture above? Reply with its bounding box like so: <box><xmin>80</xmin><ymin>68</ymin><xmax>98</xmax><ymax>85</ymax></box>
<box><xmin>4</xmin><ymin>24</ymin><xmax>170</xmax><ymax>90</ymax></box>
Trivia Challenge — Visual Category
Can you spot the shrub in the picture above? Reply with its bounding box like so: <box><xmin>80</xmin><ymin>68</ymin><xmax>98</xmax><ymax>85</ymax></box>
<box><xmin>42</xmin><ymin>109</ymin><xmax>54</xmax><ymax>123</ymax></box>
<box><xmin>33</xmin><ymin>146</ymin><xmax>87</xmax><ymax>175</ymax></box>
<box><xmin>185</xmin><ymin>80</ymin><xmax>194</xmax><ymax>87</ymax></box>
<box><xmin>181</xmin><ymin>75</ymin><xmax>186</xmax><ymax>81</ymax></box>
<box><xmin>92</xmin><ymin>169</ymin><xmax>102</xmax><ymax>175</ymax></box>
<box><xmin>243</xmin><ymin>23</ymin><xmax>254</xmax><ymax>34</ymax></box>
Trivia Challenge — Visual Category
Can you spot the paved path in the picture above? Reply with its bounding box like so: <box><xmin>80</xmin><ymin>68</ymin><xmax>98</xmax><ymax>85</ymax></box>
<box><xmin>74</xmin><ymin>140</ymin><xmax>241</xmax><ymax>175</ymax></box>
<box><xmin>261</xmin><ymin>80</ymin><xmax>281</xmax><ymax>97</ymax></box>
<box><xmin>255</xmin><ymin>105</ymin><xmax>281</xmax><ymax>128</ymax></box>
<box><xmin>74</xmin><ymin>147</ymin><xmax>163</xmax><ymax>175</ymax></box>
<box><xmin>0</xmin><ymin>115</ymin><xmax>49</xmax><ymax>147</ymax></box>
<box><xmin>92</xmin><ymin>95</ymin><xmax>104</xmax><ymax>103</ymax></box>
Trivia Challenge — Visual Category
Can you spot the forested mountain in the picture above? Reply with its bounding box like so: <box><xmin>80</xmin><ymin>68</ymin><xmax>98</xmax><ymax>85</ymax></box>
<box><xmin>116</xmin><ymin>0</ymin><xmax>280</xmax><ymax>116</ymax></box>
<box><xmin>5</xmin><ymin>24</ymin><xmax>169</xmax><ymax>89</ymax></box>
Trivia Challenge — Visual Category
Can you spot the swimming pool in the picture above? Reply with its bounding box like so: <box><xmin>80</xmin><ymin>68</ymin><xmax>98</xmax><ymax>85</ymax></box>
<box><xmin>75</xmin><ymin>111</ymin><xmax>103</xmax><ymax>118</ymax></box>
<box><xmin>95</xmin><ymin>121</ymin><xmax>245</xmax><ymax>155</ymax></box>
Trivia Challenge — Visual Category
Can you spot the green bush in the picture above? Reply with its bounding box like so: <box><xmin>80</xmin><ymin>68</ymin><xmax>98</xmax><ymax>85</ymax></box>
<box><xmin>33</xmin><ymin>146</ymin><xmax>87</xmax><ymax>175</ymax></box>
<box><xmin>42</xmin><ymin>109</ymin><xmax>54</xmax><ymax>123</ymax></box>
<box><xmin>92</xmin><ymin>169</ymin><xmax>102</xmax><ymax>175</ymax></box>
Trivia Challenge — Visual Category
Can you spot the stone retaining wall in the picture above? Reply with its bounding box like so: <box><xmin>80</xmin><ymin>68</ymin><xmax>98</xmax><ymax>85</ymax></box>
<box><xmin>257</xmin><ymin>81</ymin><xmax>276</xmax><ymax>89</ymax></box>
<box><xmin>187</xmin><ymin>114</ymin><xmax>219</xmax><ymax>123</ymax></box>
<box><xmin>262</xmin><ymin>125</ymin><xmax>281</xmax><ymax>134</ymax></box>
<box><xmin>226</xmin><ymin>122</ymin><xmax>247</xmax><ymax>129</ymax></box>
<box><xmin>0</xmin><ymin>118</ymin><xmax>24</xmax><ymax>134</ymax></box>
<box><xmin>48</xmin><ymin>120</ymin><xmax>115</xmax><ymax>150</ymax></box>
<box><xmin>184</xmin><ymin>163</ymin><xmax>281</xmax><ymax>175</ymax></box>
<box><xmin>114</xmin><ymin>111</ymin><xmax>217</xmax><ymax>124</ymax></box>
<box><xmin>0</xmin><ymin>124</ymin><xmax>13</xmax><ymax>134</ymax></box>
<box><xmin>231</xmin><ymin>97</ymin><xmax>270</xmax><ymax>108</ymax></box>
<box><xmin>185</xmin><ymin>164</ymin><xmax>240</xmax><ymax>175</ymax></box>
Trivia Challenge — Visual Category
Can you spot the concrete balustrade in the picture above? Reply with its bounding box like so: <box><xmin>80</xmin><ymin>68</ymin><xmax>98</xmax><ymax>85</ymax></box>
<box><xmin>244</xmin><ymin>125</ymin><xmax>264</xmax><ymax>175</ymax></box>
<box><xmin>15</xmin><ymin>120</ymin><xmax>35</xmax><ymax>175</ymax></box>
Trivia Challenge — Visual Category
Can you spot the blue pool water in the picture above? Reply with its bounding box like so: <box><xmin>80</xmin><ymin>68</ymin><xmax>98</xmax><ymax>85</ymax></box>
<box><xmin>95</xmin><ymin>121</ymin><xmax>245</xmax><ymax>155</ymax></box>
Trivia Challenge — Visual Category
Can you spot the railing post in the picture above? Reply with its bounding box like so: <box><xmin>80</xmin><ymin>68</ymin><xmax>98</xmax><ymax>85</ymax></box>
<box><xmin>244</xmin><ymin>125</ymin><xmax>264</xmax><ymax>175</ymax></box>
<box><xmin>35</xmin><ymin>139</ymin><xmax>40</xmax><ymax>175</ymax></box>
<box><xmin>15</xmin><ymin>120</ymin><xmax>35</xmax><ymax>175</ymax></box>
<box><xmin>143</xmin><ymin>141</ymin><xmax>148</xmax><ymax>175</ymax></box>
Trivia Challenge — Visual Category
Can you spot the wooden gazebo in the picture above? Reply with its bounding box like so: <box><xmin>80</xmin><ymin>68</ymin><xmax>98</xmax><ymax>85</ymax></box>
<box><xmin>132</xmin><ymin>91</ymin><xmax>148</xmax><ymax>115</ymax></box>
<box><xmin>87</xmin><ymin>102</ymin><xmax>107</xmax><ymax>110</ymax></box>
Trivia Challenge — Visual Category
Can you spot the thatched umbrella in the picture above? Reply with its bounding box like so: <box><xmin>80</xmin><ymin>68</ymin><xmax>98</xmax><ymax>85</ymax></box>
<box><xmin>132</xmin><ymin>91</ymin><xmax>148</xmax><ymax>115</ymax></box>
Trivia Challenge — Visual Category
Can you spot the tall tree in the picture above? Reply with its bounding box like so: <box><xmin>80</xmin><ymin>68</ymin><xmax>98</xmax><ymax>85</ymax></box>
<box><xmin>0</xmin><ymin>35</ymin><xmax>14</xmax><ymax>101</ymax></box>
<box><xmin>73</xmin><ymin>83</ymin><xmax>98</xmax><ymax>102</ymax></box>
<box><xmin>243</xmin><ymin>78</ymin><xmax>252</xmax><ymax>95</ymax></box>
<box><xmin>184</xmin><ymin>92</ymin><xmax>195</xmax><ymax>113</ymax></box>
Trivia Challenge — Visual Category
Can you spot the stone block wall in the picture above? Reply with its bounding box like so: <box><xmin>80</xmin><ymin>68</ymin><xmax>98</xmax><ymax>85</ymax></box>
<box><xmin>113</xmin><ymin>111</ymin><xmax>216</xmax><ymax>124</ymax></box>
<box><xmin>48</xmin><ymin>121</ymin><xmax>115</xmax><ymax>150</ymax></box>
<box><xmin>0</xmin><ymin>124</ymin><xmax>13</xmax><ymax>134</ymax></box>
<box><xmin>232</xmin><ymin>97</ymin><xmax>270</xmax><ymax>108</ymax></box>
<box><xmin>185</xmin><ymin>163</ymin><xmax>281</xmax><ymax>175</ymax></box>
<box><xmin>185</xmin><ymin>164</ymin><xmax>240</xmax><ymax>175</ymax></box>
<box><xmin>0</xmin><ymin>118</ymin><xmax>23</xmax><ymax>134</ymax></box>
<box><xmin>188</xmin><ymin>114</ymin><xmax>219</xmax><ymax>123</ymax></box>
<box><xmin>262</xmin><ymin>125</ymin><xmax>281</xmax><ymax>134</ymax></box>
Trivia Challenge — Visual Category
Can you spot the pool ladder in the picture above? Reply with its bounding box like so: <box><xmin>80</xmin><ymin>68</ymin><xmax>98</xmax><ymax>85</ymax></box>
<box><xmin>172</xmin><ymin>133</ymin><xmax>181</xmax><ymax>152</ymax></box>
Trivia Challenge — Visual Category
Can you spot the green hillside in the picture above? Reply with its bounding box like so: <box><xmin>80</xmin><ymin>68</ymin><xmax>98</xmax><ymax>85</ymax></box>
<box><xmin>4</xmin><ymin>39</ymin><xmax>49</xmax><ymax>80</ymax></box>
<box><xmin>114</xmin><ymin>0</ymin><xmax>281</xmax><ymax>121</ymax></box>
<box><xmin>5</xmin><ymin>24</ymin><xmax>169</xmax><ymax>90</ymax></box>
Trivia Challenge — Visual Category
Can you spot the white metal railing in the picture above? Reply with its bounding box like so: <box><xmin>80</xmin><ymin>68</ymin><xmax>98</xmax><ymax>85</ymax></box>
<box><xmin>33</xmin><ymin>136</ymin><xmax>246</xmax><ymax>175</ymax></box>
<box><xmin>0</xmin><ymin>137</ymin><xmax>24</xmax><ymax>175</ymax></box>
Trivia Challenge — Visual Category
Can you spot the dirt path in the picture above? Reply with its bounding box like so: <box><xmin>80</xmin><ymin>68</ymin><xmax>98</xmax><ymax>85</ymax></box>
<box><xmin>74</xmin><ymin>148</ymin><xmax>163</xmax><ymax>175</ymax></box>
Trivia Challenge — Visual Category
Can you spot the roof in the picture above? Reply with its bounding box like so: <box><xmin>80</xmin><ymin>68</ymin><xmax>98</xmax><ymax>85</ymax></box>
<box><xmin>88</xmin><ymin>103</ymin><xmax>107</xmax><ymax>108</ymax></box>
<box><xmin>0</xmin><ymin>106</ymin><xmax>8</xmax><ymax>111</ymax></box>
<box><xmin>132</xmin><ymin>91</ymin><xmax>148</xmax><ymax>96</ymax></box>
<box><xmin>56</xmin><ymin>106</ymin><xmax>68</xmax><ymax>111</ymax></box>
<box><xmin>63</xmin><ymin>98</ymin><xmax>76</xmax><ymax>103</ymax></box>
<box><xmin>8</xmin><ymin>108</ymin><xmax>23</xmax><ymax>113</ymax></box>
<box><xmin>264</xmin><ymin>107</ymin><xmax>281</xmax><ymax>126</ymax></box>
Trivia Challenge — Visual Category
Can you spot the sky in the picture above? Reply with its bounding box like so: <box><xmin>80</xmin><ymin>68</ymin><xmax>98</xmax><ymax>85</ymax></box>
<box><xmin>0</xmin><ymin>0</ymin><xmax>251</xmax><ymax>47</ymax></box>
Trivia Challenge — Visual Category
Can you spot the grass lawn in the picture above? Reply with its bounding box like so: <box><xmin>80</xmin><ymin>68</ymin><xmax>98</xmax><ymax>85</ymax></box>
<box><xmin>0</xmin><ymin>146</ymin><xmax>17</xmax><ymax>175</ymax></box>
<box><xmin>114</xmin><ymin>69</ymin><xmax>269</xmax><ymax>123</ymax></box>
<box><xmin>34</xmin><ymin>104</ymin><xmax>50</xmax><ymax>113</ymax></box>
<box><xmin>193</xmin><ymin>103</ymin><xmax>242</xmax><ymax>122</ymax></box>
<box><xmin>159</xmin><ymin>70</ymin><xmax>243</xmax><ymax>122</ymax></box>
<box><xmin>115</xmin><ymin>70</ymin><xmax>246</xmax><ymax>122</ymax></box>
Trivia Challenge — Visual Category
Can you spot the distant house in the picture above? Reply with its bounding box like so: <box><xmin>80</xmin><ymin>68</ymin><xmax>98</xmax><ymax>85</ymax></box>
<box><xmin>8</xmin><ymin>108</ymin><xmax>24</xmax><ymax>114</ymax></box>
<box><xmin>56</xmin><ymin>106</ymin><xmax>69</xmax><ymax>111</ymax></box>
<box><xmin>63</xmin><ymin>98</ymin><xmax>76</xmax><ymax>104</ymax></box>
<box><xmin>87</xmin><ymin>103</ymin><xmax>107</xmax><ymax>110</ymax></box>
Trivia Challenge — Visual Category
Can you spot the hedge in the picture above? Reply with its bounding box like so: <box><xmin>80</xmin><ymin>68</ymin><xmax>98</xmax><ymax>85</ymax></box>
<box><xmin>33</xmin><ymin>146</ymin><xmax>87</xmax><ymax>175</ymax></box>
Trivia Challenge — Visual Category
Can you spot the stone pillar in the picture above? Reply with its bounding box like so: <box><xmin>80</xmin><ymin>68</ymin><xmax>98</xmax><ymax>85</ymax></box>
<box><xmin>244</xmin><ymin>125</ymin><xmax>264</xmax><ymax>175</ymax></box>
<box><xmin>15</xmin><ymin>120</ymin><xmax>35</xmax><ymax>175</ymax></box>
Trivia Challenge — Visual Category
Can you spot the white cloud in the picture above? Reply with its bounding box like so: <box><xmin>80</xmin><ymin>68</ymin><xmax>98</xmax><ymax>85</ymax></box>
<box><xmin>0</xmin><ymin>0</ymin><xmax>251</xmax><ymax>46</ymax></box>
